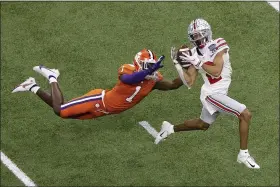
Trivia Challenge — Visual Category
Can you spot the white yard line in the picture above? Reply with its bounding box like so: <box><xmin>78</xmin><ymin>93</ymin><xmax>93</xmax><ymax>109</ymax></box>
<box><xmin>267</xmin><ymin>1</ymin><xmax>279</xmax><ymax>12</ymax></box>
<box><xmin>138</xmin><ymin>121</ymin><xmax>159</xmax><ymax>138</ymax></box>
<box><xmin>1</xmin><ymin>151</ymin><xmax>37</xmax><ymax>187</ymax></box>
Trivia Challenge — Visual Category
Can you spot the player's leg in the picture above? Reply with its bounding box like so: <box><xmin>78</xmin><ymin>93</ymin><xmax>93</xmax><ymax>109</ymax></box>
<box><xmin>33</xmin><ymin>65</ymin><xmax>63</xmax><ymax>115</ymax></box>
<box><xmin>206</xmin><ymin>95</ymin><xmax>249</xmax><ymax>148</ymax></box>
<box><xmin>173</xmin><ymin>119</ymin><xmax>208</xmax><ymax>131</ymax></box>
<box><xmin>154</xmin><ymin>107</ymin><xmax>216</xmax><ymax>144</ymax></box>
<box><xmin>206</xmin><ymin>94</ymin><xmax>260</xmax><ymax>169</ymax></box>
<box><xmin>50</xmin><ymin>82</ymin><xmax>64</xmax><ymax>115</ymax></box>
<box><xmin>238</xmin><ymin>109</ymin><xmax>251</xmax><ymax>150</ymax></box>
<box><xmin>173</xmin><ymin>107</ymin><xmax>218</xmax><ymax>132</ymax></box>
<box><xmin>12</xmin><ymin>77</ymin><xmax>54</xmax><ymax>107</ymax></box>
<box><xmin>36</xmin><ymin>89</ymin><xmax>53</xmax><ymax>107</ymax></box>
<box><xmin>60</xmin><ymin>89</ymin><xmax>105</xmax><ymax>119</ymax></box>
<box><xmin>33</xmin><ymin>65</ymin><xmax>107</xmax><ymax>120</ymax></box>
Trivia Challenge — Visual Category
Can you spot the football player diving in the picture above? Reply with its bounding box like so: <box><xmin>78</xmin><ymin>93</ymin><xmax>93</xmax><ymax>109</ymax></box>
<box><xmin>12</xmin><ymin>49</ymin><xmax>184</xmax><ymax>120</ymax></box>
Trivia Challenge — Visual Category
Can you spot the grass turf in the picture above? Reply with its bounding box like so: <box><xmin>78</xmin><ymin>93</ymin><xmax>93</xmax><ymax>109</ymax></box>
<box><xmin>1</xmin><ymin>2</ymin><xmax>279</xmax><ymax>186</ymax></box>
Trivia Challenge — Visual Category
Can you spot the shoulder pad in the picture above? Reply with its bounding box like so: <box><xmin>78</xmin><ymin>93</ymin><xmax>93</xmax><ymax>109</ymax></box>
<box><xmin>118</xmin><ymin>64</ymin><xmax>136</xmax><ymax>75</ymax></box>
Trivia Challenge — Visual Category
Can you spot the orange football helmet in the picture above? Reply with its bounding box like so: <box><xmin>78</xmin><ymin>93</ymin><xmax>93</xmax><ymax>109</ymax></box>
<box><xmin>133</xmin><ymin>49</ymin><xmax>158</xmax><ymax>72</ymax></box>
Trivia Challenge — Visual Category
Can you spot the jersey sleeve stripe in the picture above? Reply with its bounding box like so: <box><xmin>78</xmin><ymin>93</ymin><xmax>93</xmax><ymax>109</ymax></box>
<box><xmin>204</xmin><ymin>61</ymin><xmax>214</xmax><ymax>66</ymax></box>
<box><xmin>216</xmin><ymin>38</ymin><xmax>225</xmax><ymax>43</ymax></box>
<box><xmin>216</xmin><ymin>42</ymin><xmax>228</xmax><ymax>50</ymax></box>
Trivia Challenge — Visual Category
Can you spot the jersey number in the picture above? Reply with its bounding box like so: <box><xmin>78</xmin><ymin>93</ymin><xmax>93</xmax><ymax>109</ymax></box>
<box><xmin>206</xmin><ymin>74</ymin><xmax>222</xmax><ymax>84</ymax></box>
<box><xmin>126</xmin><ymin>86</ymin><xmax>141</xmax><ymax>102</ymax></box>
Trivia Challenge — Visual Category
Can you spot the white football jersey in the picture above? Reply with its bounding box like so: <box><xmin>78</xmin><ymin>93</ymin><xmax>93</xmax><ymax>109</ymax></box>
<box><xmin>190</xmin><ymin>38</ymin><xmax>232</xmax><ymax>114</ymax></box>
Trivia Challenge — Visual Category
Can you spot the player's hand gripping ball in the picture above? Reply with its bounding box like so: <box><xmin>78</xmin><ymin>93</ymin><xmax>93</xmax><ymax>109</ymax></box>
<box><xmin>176</xmin><ymin>45</ymin><xmax>192</xmax><ymax>68</ymax></box>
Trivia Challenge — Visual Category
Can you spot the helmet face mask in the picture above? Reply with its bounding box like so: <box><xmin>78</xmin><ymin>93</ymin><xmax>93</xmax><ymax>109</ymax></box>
<box><xmin>142</xmin><ymin>59</ymin><xmax>156</xmax><ymax>70</ymax></box>
<box><xmin>188</xmin><ymin>19</ymin><xmax>212</xmax><ymax>48</ymax></box>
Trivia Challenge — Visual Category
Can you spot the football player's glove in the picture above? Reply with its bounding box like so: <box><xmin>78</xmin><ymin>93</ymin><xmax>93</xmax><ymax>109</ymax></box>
<box><xmin>148</xmin><ymin>55</ymin><xmax>164</xmax><ymax>74</ymax></box>
<box><xmin>179</xmin><ymin>52</ymin><xmax>203</xmax><ymax>69</ymax></box>
<box><xmin>171</xmin><ymin>47</ymin><xmax>179</xmax><ymax>65</ymax></box>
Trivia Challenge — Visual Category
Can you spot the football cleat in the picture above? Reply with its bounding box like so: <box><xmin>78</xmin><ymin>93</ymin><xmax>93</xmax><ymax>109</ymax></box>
<box><xmin>33</xmin><ymin>65</ymin><xmax>60</xmax><ymax>80</ymax></box>
<box><xmin>12</xmin><ymin>77</ymin><xmax>37</xmax><ymax>93</ymax></box>
<box><xmin>154</xmin><ymin>121</ymin><xmax>174</xmax><ymax>144</ymax></box>
<box><xmin>237</xmin><ymin>154</ymin><xmax>260</xmax><ymax>169</ymax></box>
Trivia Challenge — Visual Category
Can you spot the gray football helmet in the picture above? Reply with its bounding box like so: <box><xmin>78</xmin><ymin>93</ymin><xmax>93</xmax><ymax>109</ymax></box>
<box><xmin>187</xmin><ymin>18</ymin><xmax>212</xmax><ymax>48</ymax></box>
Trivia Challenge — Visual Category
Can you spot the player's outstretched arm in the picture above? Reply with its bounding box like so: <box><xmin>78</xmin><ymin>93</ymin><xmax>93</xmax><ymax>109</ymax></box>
<box><xmin>153</xmin><ymin>65</ymin><xmax>197</xmax><ymax>91</ymax></box>
<box><xmin>153</xmin><ymin>77</ymin><xmax>183</xmax><ymax>91</ymax></box>
<box><xmin>120</xmin><ymin>70</ymin><xmax>152</xmax><ymax>84</ymax></box>
<box><xmin>171</xmin><ymin>47</ymin><xmax>197</xmax><ymax>89</ymax></box>
<box><xmin>173</xmin><ymin>64</ymin><xmax>198</xmax><ymax>89</ymax></box>
<box><xmin>120</xmin><ymin>56</ymin><xmax>165</xmax><ymax>85</ymax></box>
<box><xmin>185</xmin><ymin>65</ymin><xmax>198</xmax><ymax>87</ymax></box>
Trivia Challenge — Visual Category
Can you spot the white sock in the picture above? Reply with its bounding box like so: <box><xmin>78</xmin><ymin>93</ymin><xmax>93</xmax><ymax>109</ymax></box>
<box><xmin>49</xmin><ymin>77</ymin><xmax>57</xmax><ymax>84</ymax></box>
<box><xmin>170</xmin><ymin>125</ymin><xmax>175</xmax><ymax>134</ymax></box>
<box><xmin>30</xmin><ymin>85</ymin><xmax>40</xmax><ymax>94</ymax></box>
<box><xmin>239</xmin><ymin>149</ymin><xmax>249</xmax><ymax>156</ymax></box>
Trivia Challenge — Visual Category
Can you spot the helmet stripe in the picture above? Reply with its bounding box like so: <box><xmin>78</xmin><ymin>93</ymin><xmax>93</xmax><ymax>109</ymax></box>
<box><xmin>147</xmin><ymin>49</ymin><xmax>154</xmax><ymax>60</ymax></box>
<box><xmin>193</xmin><ymin>19</ymin><xmax>196</xmax><ymax>30</ymax></box>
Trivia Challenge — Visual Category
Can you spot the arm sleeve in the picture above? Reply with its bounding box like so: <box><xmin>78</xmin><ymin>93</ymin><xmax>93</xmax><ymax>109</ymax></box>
<box><xmin>210</xmin><ymin>38</ymin><xmax>229</xmax><ymax>61</ymax></box>
<box><xmin>174</xmin><ymin>64</ymin><xmax>191</xmax><ymax>89</ymax></box>
<box><xmin>120</xmin><ymin>70</ymin><xmax>150</xmax><ymax>84</ymax></box>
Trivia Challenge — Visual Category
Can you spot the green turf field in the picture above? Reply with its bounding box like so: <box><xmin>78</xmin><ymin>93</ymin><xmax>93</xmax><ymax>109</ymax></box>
<box><xmin>1</xmin><ymin>2</ymin><xmax>279</xmax><ymax>186</ymax></box>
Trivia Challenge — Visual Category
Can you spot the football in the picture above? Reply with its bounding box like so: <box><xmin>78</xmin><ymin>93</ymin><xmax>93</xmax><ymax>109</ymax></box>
<box><xmin>176</xmin><ymin>45</ymin><xmax>192</xmax><ymax>68</ymax></box>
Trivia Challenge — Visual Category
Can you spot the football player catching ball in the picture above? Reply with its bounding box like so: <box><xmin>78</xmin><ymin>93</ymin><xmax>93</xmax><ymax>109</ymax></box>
<box><xmin>155</xmin><ymin>18</ymin><xmax>260</xmax><ymax>169</ymax></box>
